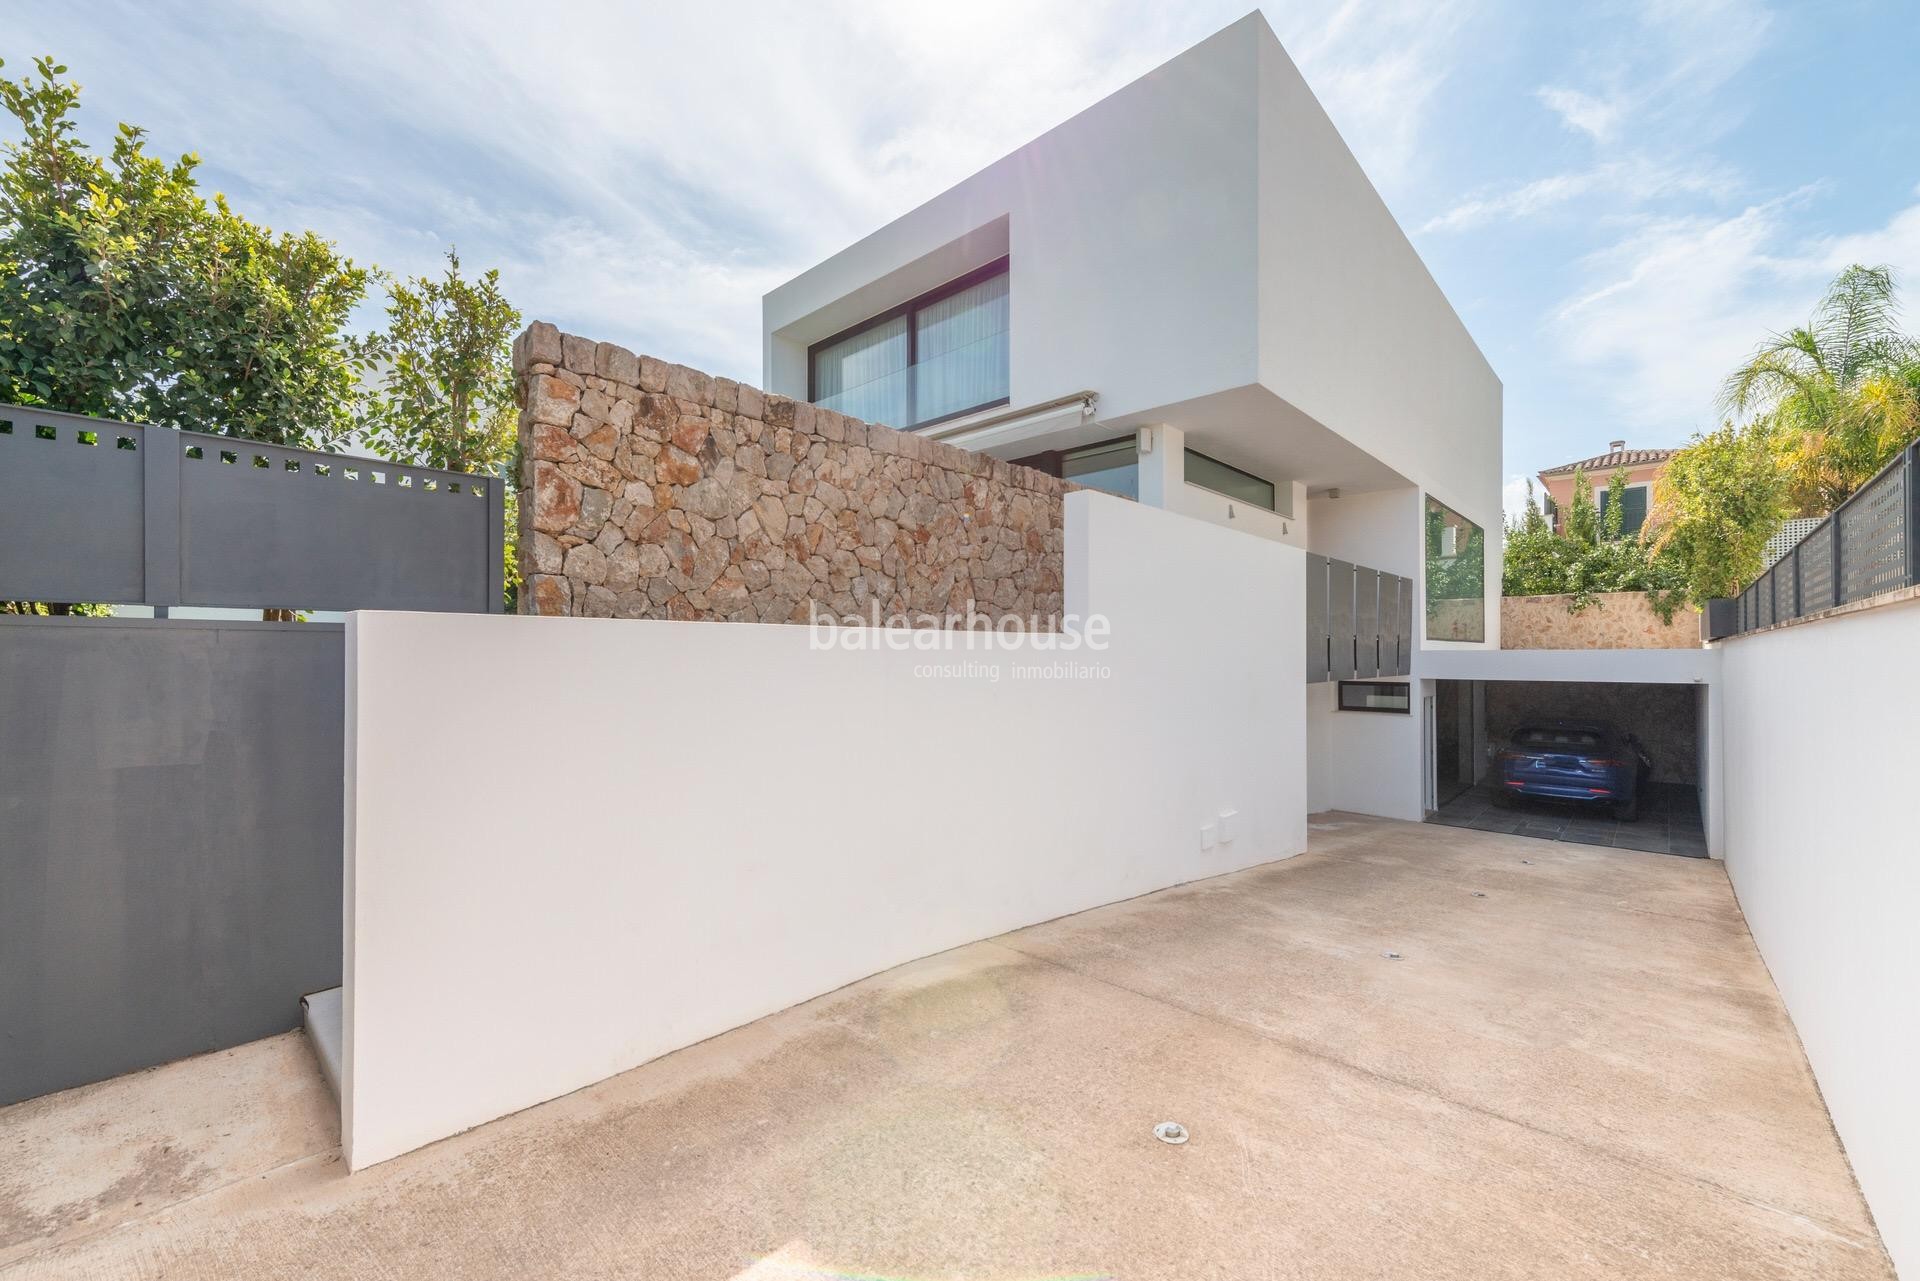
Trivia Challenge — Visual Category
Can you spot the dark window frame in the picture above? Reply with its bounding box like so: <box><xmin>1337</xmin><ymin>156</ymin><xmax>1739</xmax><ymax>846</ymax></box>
<box><xmin>1060</xmin><ymin>436</ymin><xmax>1141</xmax><ymax>500</ymax></box>
<box><xmin>1183</xmin><ymin>448</ymin><xmax>1276</xmax><ymax>511</ymax></box>
<box><xmin>1337</xmin><ymin>680</ymin><xmax>1412</xmax><ymax>714</ymax></box>
<box><xmin>806</xmin><ymin>256</ymin><xmax>1012</xmax><ymax>431</ymax></box>
<box><xmin>1423</xmin><ymin>493</ymin><xmax>1486</xmax><ymax>643</ymax></box>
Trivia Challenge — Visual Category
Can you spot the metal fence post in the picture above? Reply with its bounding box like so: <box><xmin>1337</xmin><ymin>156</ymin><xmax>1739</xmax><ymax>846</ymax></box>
<box><xmin>1790</xmin><ymin>544</ymin><xmax>1802</xmax><ymax>621</ymax></box>
<box><xmin>141</xmin><ymin>423</ymin><xmax>182</xmax><ymax>608</ymax></box>
<box><xmin>1832</xmin><ymin>491</ymin><xmax>1847</xmax><ymax>606</ymax></box>
<box><xmin>487</xmin><ymin>474</ymin><xmax>506</xmax><ymax>613</ymax></box>
<box><xmin>1906</xmin><ymin>443</ymin><xmax>1919</xmax><ymax>590</ymax></box>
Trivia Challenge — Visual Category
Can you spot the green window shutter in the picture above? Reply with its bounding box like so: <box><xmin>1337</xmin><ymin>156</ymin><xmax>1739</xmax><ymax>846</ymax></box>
<box><xmin>1598</xmin><ymin>486</ymin><xmax>1649</xmax><ymax>536</ymax></box>
<box><xmin>1622</xmin><ymin>486</ymin><xmax>1648</xmax><ymax>535</ymax></box>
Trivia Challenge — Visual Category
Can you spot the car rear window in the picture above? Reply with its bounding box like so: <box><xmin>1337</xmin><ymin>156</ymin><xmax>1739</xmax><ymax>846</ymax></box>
<box><xmin>1514</xmin><ymin>728</ymin><xmax>1603</xmax><ymax>749</ymax></box>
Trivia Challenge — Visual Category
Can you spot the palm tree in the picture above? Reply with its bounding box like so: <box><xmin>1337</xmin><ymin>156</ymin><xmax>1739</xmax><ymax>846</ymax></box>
<box><xmin>1720</xmin><ymin>264</ymin><xmax>1920</xmax><ymax>513</ymax></box>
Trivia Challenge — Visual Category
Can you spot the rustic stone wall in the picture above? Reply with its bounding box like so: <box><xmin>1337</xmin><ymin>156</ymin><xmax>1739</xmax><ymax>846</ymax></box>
<box><xmin>1501</xmin><ymin>592</ymin><xmax>1701</xmax><ymax>650</ymax></box>
<box><xmin>511</xmin><ymin>323</ymin><xmax>1066</xmax><ymax>624</ymax></box>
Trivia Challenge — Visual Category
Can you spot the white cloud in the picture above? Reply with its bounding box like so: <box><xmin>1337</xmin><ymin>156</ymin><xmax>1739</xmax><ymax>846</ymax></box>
<box><xmin>1422</xmin><ymin>0</ymin><xmax>1772</xmax><ymax>238</ymax></box>
<box><xmin>1536</xmin><ymin>86</ymin><xmax>1624</xmax><ymax>143</ymax></box>
<box><xmin>1273</xmin><ymin>0</ymin><xmax>1477</xmax><ymax>189</ymax></box>
<box><xmin>1634</xmin><ymin>0</ymin><xmax>1774</xmax><ymax>112</ymax></box>
<box><xmin>7</xmin><ymin>0</ymin><xmax>1484</xmax><ymax>383</ymax></box>
<box><xmin>1502</xmin><ymin>472</ymin><xmax>1536</xmax><ymax>524</ymax></box>
<box><xmin>1423</xmin><ymin>157</ymin><xmax>1741</xmax><ymax>234</ymax></box>
<box><xmin>1551</xmin><ymin>188</ymin><xmax>1920</xmax><ymax>435</ymax></box>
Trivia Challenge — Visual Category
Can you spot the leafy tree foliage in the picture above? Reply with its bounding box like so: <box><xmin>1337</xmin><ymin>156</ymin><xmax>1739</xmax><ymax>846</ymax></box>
<box><xmin>1503</xmin><ymin>469</ymin><xmax>1688</xmax><ymax>620</ymax></box>
<box><xmin>1648</xmin><ymin>422</ymin><xmax>1789</xmax><ymax>604</ymax></box>
<box><xmin>0</xmin><ymin>56</ymin><xmax>368</xmax><ymax>446</ymax></box>
<box><xmin>1423</xmin><ymin>502</ymin><xmax>1486</xmax><ymax>602</ymax></box>
<box><xmin>353</xmin><ymin>250</ymin><xmax>523</xmax><ymax>609</ymax></box>
<box><xmin>1632</xmin><ymin>263</ymin><xmax>1920</xmax><ymax>607</ymax></box>
<box><xmin>354</xmin><ymin>249</ymin><xmax>520</xmax><ymax>474</ymax></box>
<box><xmin>1719</xmin><ymin>263</ymin><xmax>1920</xmax><ymax>514</ymax></box>
<box><xmin>3</xmin><ymin>58</ymin><xmax>527</xmax><ymax>612</ymax></box>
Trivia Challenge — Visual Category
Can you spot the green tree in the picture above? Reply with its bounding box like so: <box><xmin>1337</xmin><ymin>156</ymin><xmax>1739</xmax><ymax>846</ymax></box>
<box><xmin>1502</xmin><ymin>468</ymin><xmax>1688</xmax><ymax>619</ymax></box>
<box><xmin>1721</xmin><ymin>263</ymin><xmax>1920</xmax><ymax>514</ymax></box>
<box><xmin>1564</xmin><ymin>469</ymin><xmax>1598</xmax><ymax>545</ymax></box>
<box><xmin>1500</xmin><ymin>479</ymin><xmax>1562</xmax><ymax>591</ymax></box>
<box><xmin>0</xmin><ymin>56</ymin><xmax>368</xmax><ymax>446</ymax></box>
<box><xmin>353</xmin><ymin>249</ymin><xmax>520</xmax><ymax>474</ymax></box>
<box><xmin>1650</xmin><ymin>422</ymin><xmax>1789</xmax><ymax>605</ymax></box>
<box><xmin>354</xmin><ymin>249</ymin><xmax>523</xmax><ymax>608</ymax></box>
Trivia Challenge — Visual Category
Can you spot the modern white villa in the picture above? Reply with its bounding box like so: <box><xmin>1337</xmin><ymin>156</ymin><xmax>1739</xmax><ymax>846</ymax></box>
<box><xmin>765</xmin><ymin>12</ymin><xmax>1504</xmax><ymax>826</ymax></box>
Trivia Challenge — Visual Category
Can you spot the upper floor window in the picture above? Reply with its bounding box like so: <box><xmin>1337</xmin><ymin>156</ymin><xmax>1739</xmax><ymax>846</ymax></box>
<box><xmin>1424</xmin><ymin>495</ymin><xmax>1485</xmax><ymax>642</ymax></box>
<box><xmin>1598</xmin><ymin>482</ymin><xmax>1649</xmax><ymax>537</ymax></box>
<box><xmin>1184</xmin><ymin>449</ymin><xmax>1275</xmax><ymax>511</ymax></box>
<box><xmin>1062</xmin><ymin>437</ymin><xmax>1139</xmax><ymax>498</ymax></box>
<box><xmin>808</xmin><ymin>258</ymin><xmax>1009</xmax><ymax>431</ymax></box>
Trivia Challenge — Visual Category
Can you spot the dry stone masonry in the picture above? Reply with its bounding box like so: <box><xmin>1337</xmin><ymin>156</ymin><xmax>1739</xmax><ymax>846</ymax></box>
<box><xmin>512</xmin><ymin>323</ymin><xmax>1066</xmax><ymax>624</ymax></box>
<box><xmin>1501</xmin><ymin>592</ymin><xmax>1702</xmax><ymax>650</ymax></box>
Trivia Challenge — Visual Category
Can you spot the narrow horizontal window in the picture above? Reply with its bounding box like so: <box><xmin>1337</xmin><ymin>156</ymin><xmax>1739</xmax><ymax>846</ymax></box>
<box><xmin>1062</xmin><ymin>437</ymin><xmax>1139</xmax><ymax>500</ymax></box>
<box><xmin>1184</xmin><ymin>449</ymin><xmax>1274</xmax><ymax>511</ymax></box>
<box><xmin>1338</xmin><ymin>681</ymin><xmax>1410</xmax><ymax>713</ymax></box>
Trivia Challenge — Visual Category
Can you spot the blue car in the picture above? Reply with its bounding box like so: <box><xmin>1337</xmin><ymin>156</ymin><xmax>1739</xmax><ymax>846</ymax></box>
<box><xmin>1494</xmin><ymin>719</ymin><xmax>1653</xmax><ymax>820</ymax></box>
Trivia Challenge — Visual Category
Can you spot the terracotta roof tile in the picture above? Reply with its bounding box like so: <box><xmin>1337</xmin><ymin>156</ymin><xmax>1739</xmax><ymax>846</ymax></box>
<box><xmin>1539</xmin><ymin>447</ymin><xmax>1676</xmax><ymax>477</ymax></box>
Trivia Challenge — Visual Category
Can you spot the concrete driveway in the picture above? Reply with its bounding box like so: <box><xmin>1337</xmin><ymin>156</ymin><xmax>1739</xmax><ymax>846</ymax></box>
<box><xmin>1</xmin><ymin>815</ymin><xmax>1893</xmax><ymax>1280</ymax></box>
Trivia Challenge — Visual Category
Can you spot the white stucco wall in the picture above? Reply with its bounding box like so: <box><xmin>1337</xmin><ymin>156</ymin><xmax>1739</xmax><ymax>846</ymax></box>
<box><xmin>1305</xmin><ymin>681</ymin><xmax>1425</xmax><ymax>821</ymax></box>
<box><xmin>1255</xmin><ymin>34</ymin><xmax>1503</xmax><ymax>554</ymax></box>
<box><xmin>1306</xmin><ymin>488</ymin><xmax>1419</xmax><ymax>581</ymax></box>
<box><xmin>1717</xmin><ymin>597</ymin><xmax>1920</xmax><ymax>1278</ymax></box>
<box><xmin>763</xmin><ymin>18</ymin><xmax>1262</xmax><ymax>424</ymax></box>
<box><xmin>1301</xmin><ymin>487</ymin><xmax>1425</xmax><ymax>819</ymax></box>
<box><xmin>1138</xmin><ymin>423</ymin><xmax>1308</xmax><ymax>548</ymax></box>
<box><xmin>342</xmin><ymin>492</ymin><xmax>1306</xmax><ymax>1169</ymax></box>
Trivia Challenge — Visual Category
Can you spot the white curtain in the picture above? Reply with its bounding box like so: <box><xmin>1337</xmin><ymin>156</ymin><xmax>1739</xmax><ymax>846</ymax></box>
<box><xmin>812</xmin><ymin>314</ymin><xmax>910</xmax><ymax>427</ymax></box>
<box><xmin>913</xmin><ymin>270</ymin><xmax>1009</xmax><ymax>423</ymax></box>
<box><xmin>810</xmin><ymin>267</ymin><xmax>1009</xmax><ymax>430</ymax></box>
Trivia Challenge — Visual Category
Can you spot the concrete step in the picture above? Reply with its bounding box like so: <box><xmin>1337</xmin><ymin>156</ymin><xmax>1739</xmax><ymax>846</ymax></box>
<box><xmin>301</xmin><ymin>987</ymin><xmax>342</xmax><ymax>1101</ymax></box>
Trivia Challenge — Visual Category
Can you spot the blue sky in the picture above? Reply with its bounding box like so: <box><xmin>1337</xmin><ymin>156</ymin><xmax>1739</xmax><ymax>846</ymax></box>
<box><xmin>8</xmin><ymin>1</ymin><xmax>1919</xmax><ymax>517</ymax></box>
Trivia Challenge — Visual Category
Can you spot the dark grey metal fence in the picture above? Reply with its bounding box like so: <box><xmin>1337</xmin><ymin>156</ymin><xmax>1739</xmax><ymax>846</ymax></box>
<box><xmin>1712</xmin><ymin>442</ymin><xmax>1917</xmax><ymax>639</ymax></box>
<box><xmin>0</xmin><ymin>617</ymin><xmax>343</xmax><ymax>1105</ymax></box>
<box><xmin>0</xmin><ymin>403</ymin><xmax>505</xmax><ymax>1105</ymax></box>
<box><xmin>0</xmin><ymin>403</ymin><xmax>503</xmax><ymax>613</ymax></box>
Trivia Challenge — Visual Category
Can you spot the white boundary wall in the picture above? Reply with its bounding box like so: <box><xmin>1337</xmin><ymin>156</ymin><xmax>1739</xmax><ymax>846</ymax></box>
<box><xmin>343</xmin><ymin>492</ymin><xmax>1306</xmax><ymax>1168</ymax></box>
<box><xmin>1719</xmin><ymin>595</ymin><xmax>1920</xmax><ymax>1277</ymax></box>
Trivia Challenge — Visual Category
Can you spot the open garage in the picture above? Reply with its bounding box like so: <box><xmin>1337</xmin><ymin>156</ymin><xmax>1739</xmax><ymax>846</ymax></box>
<box><xmin>1424</xmin><ymin>671</ymin><xmax>1712</xmax><ymax>859</ymax></box>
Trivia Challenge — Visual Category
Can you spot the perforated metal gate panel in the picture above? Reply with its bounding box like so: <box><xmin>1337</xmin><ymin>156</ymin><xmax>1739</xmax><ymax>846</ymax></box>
<box><xmin>1304</xmin><ymin>559</ymin><xmax>1409</xmax><ymax>682</ymax></box>
<box><xmin>1798</xmin><ymin>523</ymin><xmax>1835</xmax><ymax>613</ymax></box>
<box><xmin>1353</xmin><ymin>567</ymin><xmax>1379</xmax><ymax>679</ymax></box>
<box><xmin>1378</xmin><ymin>575</ymin><xmax>1398</xmax><ymax>677</ymax></box>
<box><xmin>1395</xmin><ymin>576</ymin><xmax>1414</xmax><ymax>674</ymax></box>
<box><xmin>1839</xmin><ymin>462</ymin><xmax>1908</xmax><ymax>603</ymax></box>
<box><xmin>0</xmin><ymin>405</ymin><xmax>502</xmax><ymax>613</ymax></box>
<box><xmin>1328</xmin><ymin>559</ymin><xmax>1356</xmax><ymax>681</ymax></box>
<box><xmin>1305</xmin><ymin>554</ymin><xmax>1330</xmax><ymax>682</ymax></box>
<box><xmin>0</xmin><ymin>409</ymin><xmax>145</xmax><ymax>603</ymax></box>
